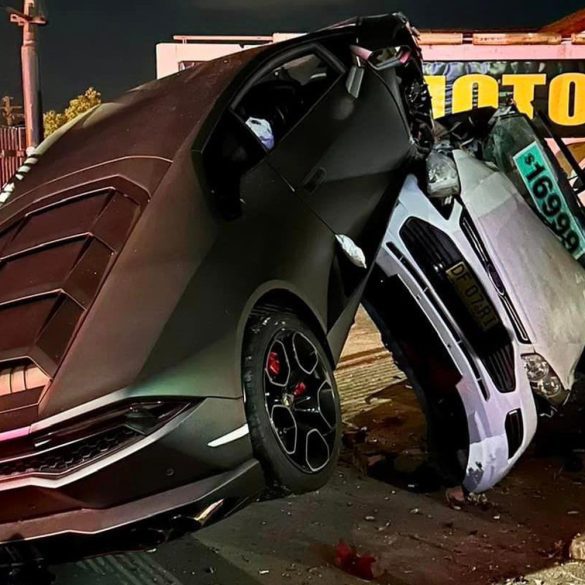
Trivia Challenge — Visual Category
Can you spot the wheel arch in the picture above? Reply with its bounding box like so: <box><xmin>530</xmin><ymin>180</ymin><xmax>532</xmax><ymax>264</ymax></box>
<box><xmin>242</xmin><ymin>287</ymin><xmax>335</xmax><ymax>370</ymax></box>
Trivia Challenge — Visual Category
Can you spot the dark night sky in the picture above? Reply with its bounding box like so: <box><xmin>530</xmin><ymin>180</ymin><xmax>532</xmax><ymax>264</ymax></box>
<box><xmin>0</xmin><ymin>0</ymin><xmax>583</xmax><ymax>110</ymax></box>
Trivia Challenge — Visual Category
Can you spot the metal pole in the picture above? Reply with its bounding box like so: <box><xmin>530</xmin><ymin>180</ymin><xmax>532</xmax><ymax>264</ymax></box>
<box><xmin>8</xmin><ymin>0</ymin><xmax>47</xmax><ymax>149</ymax></box>
<box><xmin>22</xmin><ymin>0</ymin><xmax>40</xmax><ymax>147</ymax></box>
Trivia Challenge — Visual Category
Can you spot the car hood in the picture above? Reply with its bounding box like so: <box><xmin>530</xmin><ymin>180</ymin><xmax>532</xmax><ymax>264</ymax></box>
<box><xmin>456</xmin><ymin>150</ymin><xmax>585</xmax><ymax>389</ymax></box>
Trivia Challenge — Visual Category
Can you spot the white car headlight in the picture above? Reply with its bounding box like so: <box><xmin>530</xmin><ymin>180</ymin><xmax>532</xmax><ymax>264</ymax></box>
<box><xmin>425</xmin><ymin>150</ymin><xmax>460</xmax><ymax>199</ymax></box>
<box><xmin>521</xmin><ymin>354</ymin><xmax>567</xmax><ymax>405</ymax></box>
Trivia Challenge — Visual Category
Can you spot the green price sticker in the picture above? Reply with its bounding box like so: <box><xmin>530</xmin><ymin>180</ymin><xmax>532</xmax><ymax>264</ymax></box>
<box><xmin>513</xmin><ymin>141</ymin><xmax>585</xmax><ymax>261</ymax></box>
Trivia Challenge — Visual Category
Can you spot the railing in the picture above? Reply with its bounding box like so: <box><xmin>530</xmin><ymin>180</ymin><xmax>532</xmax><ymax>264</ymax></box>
<box><xmin>0</xmin><ymin>126</ymin><xmax>26</xmax><ymax>187</ymax></box>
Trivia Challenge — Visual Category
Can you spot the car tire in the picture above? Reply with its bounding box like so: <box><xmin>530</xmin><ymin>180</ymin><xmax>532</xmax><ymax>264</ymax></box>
<box><xmin>242</xmin><ymin>307</ymin><xmax>341</xmax><ymax>496</ymax></box>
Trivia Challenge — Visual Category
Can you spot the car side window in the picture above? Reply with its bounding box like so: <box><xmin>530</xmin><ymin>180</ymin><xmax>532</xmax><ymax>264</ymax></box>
<box><xmin>201</xmin><ymin>48</ymin><xmax>342</xmax><ymax>219</ymax></box>
<box><xmin>233</xmin><ymin>52</ymin><xmax>342</xmax><ymax>151</ymax></box>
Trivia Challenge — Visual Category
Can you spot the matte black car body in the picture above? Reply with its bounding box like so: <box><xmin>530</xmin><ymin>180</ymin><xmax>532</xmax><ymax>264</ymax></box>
<box><xmin>0</xmin><ymin>14</ymin><xmax>430</xmax><ymax>555</ymax></box>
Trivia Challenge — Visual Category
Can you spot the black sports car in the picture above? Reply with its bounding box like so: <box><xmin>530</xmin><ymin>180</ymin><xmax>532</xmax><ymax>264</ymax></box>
<box><xmin>0</xmin><ymin>13</ymin><xmax>431</xmax><ymax>563</ymax></box>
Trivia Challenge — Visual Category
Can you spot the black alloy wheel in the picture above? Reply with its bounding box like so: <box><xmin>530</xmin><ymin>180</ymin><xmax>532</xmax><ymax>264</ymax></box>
<box><xmin>243</xmin><ymin>308</ymin><xmax>341</xmax><ymax>495</ymax></box>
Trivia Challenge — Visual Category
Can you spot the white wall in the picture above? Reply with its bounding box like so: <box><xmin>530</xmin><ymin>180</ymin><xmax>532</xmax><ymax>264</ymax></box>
<box><xmin>156</xmin><ymin>34</ymin><xmax>302</xmax><ymax>79</ymax></box>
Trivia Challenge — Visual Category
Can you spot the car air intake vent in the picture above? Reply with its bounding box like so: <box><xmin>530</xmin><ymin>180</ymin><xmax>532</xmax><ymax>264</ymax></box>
<box><xmin>0</xmin><ymin>400</ymin><xmax>192</xmax><ymax>481</ymax></box>
<box><xmin>0</xmin><ymin>360</ymin><xmax>48</xmax><ymax>397</ymax></box>
<box><xmin>505</xmin><ymin>409</ymin><xmax>524</xmax><ymax>459</ymax></box>
<box><xmin>0</xmin><ymin>360</ymin><xmax>50</xmax><ymax>431</ymax></box>
<box><xmin>0</xmin><ymin>187</ymin><xmax>144</xmax><ymax>432</ymax></box>
<box><xmin>400</xmin><ymin>218</ymin><xmax>515</xmax><ymax>393</ymax></box>
<box><xmin>0</xmin><ymin>425</ymin><xmax>139</xmax><ymax>478</ymax></box>
<box><xmin>0</xmin><ymin>189</ymin><xmax>142</xmax><ymax>377</ymax></box>
<box><xmin>485</xmin><ymin>345</ymin><xmax>516</xmax><ymax>397</ymax></box>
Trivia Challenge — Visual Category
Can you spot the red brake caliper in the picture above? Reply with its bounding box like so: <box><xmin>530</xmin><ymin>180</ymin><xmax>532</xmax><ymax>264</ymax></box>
<box><xmin>293</xmin><ymin>381</ymin><xmax>307</xmax><ymax>397</ymax></box>
<box><xmin>267</xmin><ymin>351</ymin><xmax>281</xmax><ymax>377</ymax></box>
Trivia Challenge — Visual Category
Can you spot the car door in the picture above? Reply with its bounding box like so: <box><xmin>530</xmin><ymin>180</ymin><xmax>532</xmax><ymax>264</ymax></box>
<box><xmin>217</xmin><ymin>43</ymin><xmax>418</xmax><ymax>353</ymax></box>
<box><xmin>232</xmin><ymin>44</ymin><xmax>415</xmax><ymax>269</ymax></box>
<box><xmin>282</xmin><ymin>62</ymin><xmax>413</xmax><ymax>259</ymax></box>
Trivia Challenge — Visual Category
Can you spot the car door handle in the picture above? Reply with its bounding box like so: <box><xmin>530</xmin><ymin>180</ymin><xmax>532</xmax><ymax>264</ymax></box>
<box><xmin>302</xmin><ymin>167</ymin><xmax>326</xmax><ymax>194</ymax></box>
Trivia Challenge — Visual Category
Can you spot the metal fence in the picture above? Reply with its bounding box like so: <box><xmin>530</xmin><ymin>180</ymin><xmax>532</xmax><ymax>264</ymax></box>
<box><xmin>0</xmin><ymin>126</ymin><xmax>26</xmax><ymax>186</ymax></box>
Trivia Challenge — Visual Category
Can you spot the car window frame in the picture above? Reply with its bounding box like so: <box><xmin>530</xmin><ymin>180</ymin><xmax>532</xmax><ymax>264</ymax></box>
<box><xmin>229</xmin><ymin>42</ymin><xmax>346</xmax><ymax>152</ymax></box>
<box><xmin>195</xmin><ymin>41</ymin><xmax>347</xmax><ymax>219</ymax></box>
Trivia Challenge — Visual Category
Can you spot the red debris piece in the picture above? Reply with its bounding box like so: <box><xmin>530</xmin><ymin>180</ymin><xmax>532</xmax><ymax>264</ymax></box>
<box><xmin>267</xmin><ymin>351</ymin><xmax>281</xmax><ymax>376</ymax></box>
<box><xmin>334</xmin><ymin>540</ymin><xmax>376</xmax><ymax>581</ymax></box>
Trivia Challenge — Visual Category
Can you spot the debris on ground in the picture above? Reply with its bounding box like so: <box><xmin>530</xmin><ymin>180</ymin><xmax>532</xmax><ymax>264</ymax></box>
<box><xmin>334</xmin><ymin>540</ymin><xmax>376</xmax><ymax>581</ymax></box>
<box><xmin>467</xmin><ymin>492</ymin><xmax>491</xmax><ymax>510</ymax></box>
<box><xmin>446</xmin><ymin>486</ymin><xmax>466</xmax><ymax>510</ymax></box>
<box><xmin>570</xmin><ymin>533</ymin><xmax>585</xmax><ymax>561</ymax></box>
<box><xmin>351</xmin><ymin>451</ymin><xmax>386</xmax><ymax>476</ymax></box>
<box><xmin>544</xmin><ymin>540</ymin><xmax>567</xmax><ymax>562</ymax></box>
<box><xmin>342</xmin><ymin>425</ymin><xmax>368</xmax><ymax>448</ymax></box>
<box><xmin>333</xmin><ymin>310</ymin><xmax>585</xmax><ymax>584</ymax></box>
<box><xmin>341</xmin><ymin>376</ymin><xmax>445</xmax><ymax>493</ymax></box>
<box><xmin>393</xmin><ymin>449</ymin><xmax>427</xmax><ymax>474</ymax></box>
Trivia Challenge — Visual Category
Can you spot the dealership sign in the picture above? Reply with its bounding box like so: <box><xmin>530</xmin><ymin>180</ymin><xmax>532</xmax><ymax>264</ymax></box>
<box><xmin>423</xmin><ymin>61</ymin><xmax>585</xmax><ymax>137</ymax></box>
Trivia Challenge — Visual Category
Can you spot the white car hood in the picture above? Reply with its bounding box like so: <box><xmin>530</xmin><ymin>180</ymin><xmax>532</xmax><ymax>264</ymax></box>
<box><xmin>455</xmin><ymin>150</ymin><xmax>585</xmax><ymax>389</ymax></box>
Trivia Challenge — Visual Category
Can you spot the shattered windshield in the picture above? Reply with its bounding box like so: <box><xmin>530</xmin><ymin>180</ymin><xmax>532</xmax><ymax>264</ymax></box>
<box><xmin>484</xmin><ymin>112</ymin><xmax>585</xmax><ymax>264</ymax></box>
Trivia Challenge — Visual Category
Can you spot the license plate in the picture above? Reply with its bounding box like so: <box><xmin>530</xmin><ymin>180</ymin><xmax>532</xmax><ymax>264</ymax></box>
<box><xmin>513</xmin><ymin>141</ymin><xmax>585</xmax><ymax>262</ymax></box>
<box><xmin>446</xmin><ymin>261</ymin><xmax>500</xmax><ymax>332</ymax></box>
